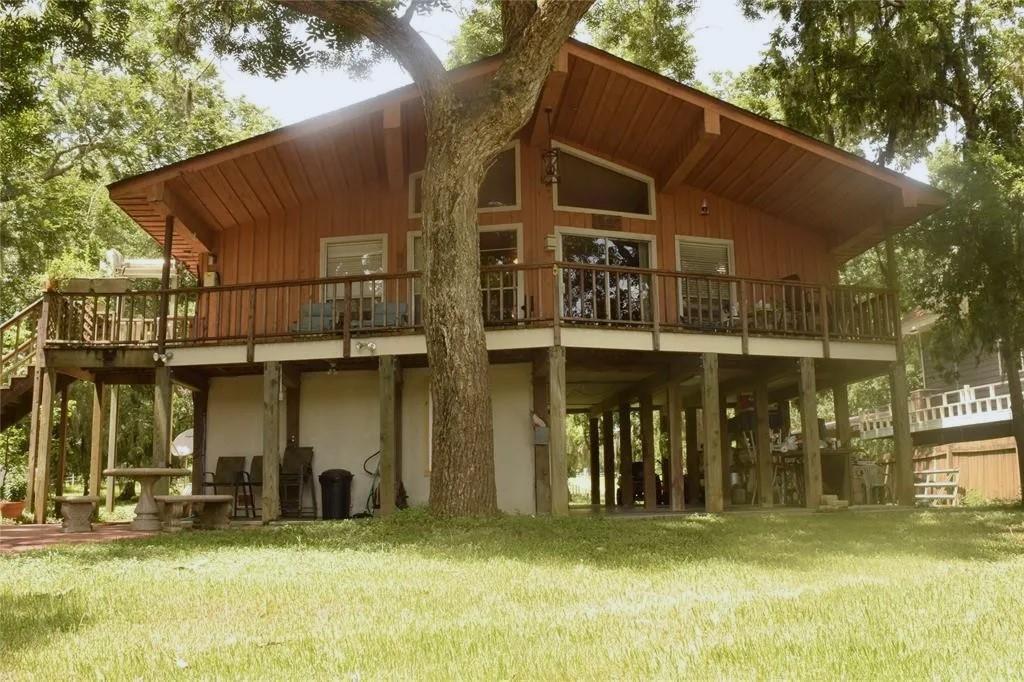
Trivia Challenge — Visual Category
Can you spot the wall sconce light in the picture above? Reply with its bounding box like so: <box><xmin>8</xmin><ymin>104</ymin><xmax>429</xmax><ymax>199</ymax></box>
<box><xmin>700</xmin><ymin>198</ymin><xmax>710</xmax><ymax>216</ymax></box>
<box><xmin>541</xmin><ymin>108</ymin><xmax>560</xmax><ymax>185</ymax></box>
<box><xmin>544</xmin><ymin>234</ymin><xmax>557</xmax><ymax>251</ymax></box>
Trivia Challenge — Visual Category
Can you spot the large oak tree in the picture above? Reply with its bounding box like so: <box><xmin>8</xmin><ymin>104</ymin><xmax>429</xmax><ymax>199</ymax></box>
<box><xmin>170</xmin><ymin>0</ymin><xmax>594</xmax><ymax>515</ymax></box>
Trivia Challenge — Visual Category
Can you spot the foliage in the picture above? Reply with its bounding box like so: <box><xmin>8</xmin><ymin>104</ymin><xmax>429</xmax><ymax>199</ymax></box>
<box><xmin>912</xmin><ymin>142</ymin><xmax>1024</xmax><ymax>362</ymax></box>
<box><xmin>448</xmin><ymin>0</ymin><xmax>698</xmax><ymax>83</ymax></box>
<box><xmin>2</xmin><ymin>511</ymin><xmax>1024</xmax><ymax>677</ymax></box>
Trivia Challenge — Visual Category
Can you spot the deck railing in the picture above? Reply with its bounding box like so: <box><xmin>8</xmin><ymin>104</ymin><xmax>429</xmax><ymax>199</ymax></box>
<box><xmin>43</xmin><ymin>263</ymin><xmax>897</xmax><ymax>354</ymax></box>
<box><xmin>1</xmin><ymin>298</ymin><xmax>42</xmax><ymax>388</ymax></box>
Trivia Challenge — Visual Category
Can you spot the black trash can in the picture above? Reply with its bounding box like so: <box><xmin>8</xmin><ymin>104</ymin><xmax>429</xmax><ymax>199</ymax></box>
<box><xmin>319</xmin><ymin>469</ymin><xmax>353</xmax><ymax>520</ymax></box>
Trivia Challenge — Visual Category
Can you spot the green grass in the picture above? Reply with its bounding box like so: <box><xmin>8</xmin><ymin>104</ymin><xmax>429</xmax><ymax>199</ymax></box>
<box><xmin>2</xmin><ymin>509</ymin><xmax>1023</xmax><ymax>680</ymax></box>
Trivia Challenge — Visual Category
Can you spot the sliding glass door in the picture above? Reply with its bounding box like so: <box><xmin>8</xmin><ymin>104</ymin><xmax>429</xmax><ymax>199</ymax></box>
<box><xmin>560</xmin><ymin>232</ymin><xmax>652</xmax><ymax>324</ymax></box>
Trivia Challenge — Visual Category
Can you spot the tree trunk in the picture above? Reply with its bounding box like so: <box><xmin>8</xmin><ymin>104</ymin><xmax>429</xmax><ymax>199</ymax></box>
<box><xmin>422</xmin><ymin>134</ymin><xmax>497</xmax><ymax>516</ymax></box>
<box><xmin>1001</xmin><ymin>343</ymin><xmax>1024</xmax><ymax>506</ymax></box>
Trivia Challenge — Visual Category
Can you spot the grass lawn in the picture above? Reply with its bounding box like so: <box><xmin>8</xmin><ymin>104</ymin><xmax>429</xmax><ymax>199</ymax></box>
<box><xmin>2</xmin><ymin>509</ymin><xmax>1023</xmax><ymax>679</ymax></box>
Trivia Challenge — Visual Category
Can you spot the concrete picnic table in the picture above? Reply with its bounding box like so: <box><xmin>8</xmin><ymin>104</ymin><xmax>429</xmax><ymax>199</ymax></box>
<box><xmin>103</xmin><ymin>467</ymin><xmax>190</xmax><ymax>531</ymax></box>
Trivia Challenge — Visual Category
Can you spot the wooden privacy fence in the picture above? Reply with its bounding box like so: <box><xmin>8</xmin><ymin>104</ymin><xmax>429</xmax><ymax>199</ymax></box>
<box><xmin>43</xmin><ymin>263</ymin><xmax>897</xmax><ymax>353</ymax></box>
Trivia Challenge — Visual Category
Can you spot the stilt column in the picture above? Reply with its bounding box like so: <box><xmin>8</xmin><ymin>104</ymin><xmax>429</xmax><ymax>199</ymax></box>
<box><xmin>379</xmin><ymin>355</ymin><xmax>400</xmax><ymax>517</ymax></box>
<box><xmin>262</xmin><ymin>361</ymin><xmax>282</xmax><ymax>522</ymax></box>
<box><xmin>601</xmin><ymin>410</ymin><xmax>615</xmax><ymax>507</ymax></box>
<box><xmin>754</xmin><ymin>382</ymin><xmax>773</xmax><ymax>508</ymax></box>
<box><xmin>618</xmin><ymin>403</ymin><xmax>633</xmax><ymax>508</ymax></box>
<box><xmin>548</xmin><ymin>346</ymin><xmax>568</xmax><ymax>516</ymax></box>
<box><xmin>702</xmin><ymin>353</ymin><xmax>723</xmax><ymax>512</ymax></box>
<box><xmin>798</xmin><ymin>357</ymin><xmax>823</xmax><ymax>508</ymax></box>
<box><xmin>588</xmin><ymin>417</ymin><xmax>600</xmax><ymax>505</ymax></box>
<box><xmin>667</xmin><ymin>382</ymin><xmax>684</xmax><ymax>511</ymax></box>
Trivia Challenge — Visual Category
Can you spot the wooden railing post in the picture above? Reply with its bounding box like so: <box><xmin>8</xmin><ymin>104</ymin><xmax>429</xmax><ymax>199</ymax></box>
<box><xmin>820</xmin><ymin>285</ymin><xmax>831</xmax><ymax>359</ymax></box>
<box><xmin>650</xmin><ymin>273</ymin><xmax>660</xmax><ymax>350</ymax></box>
<box><xmin>246</xmin><ymin>286</ymin><xmax>257</xmax><ymax>363</ymax></box>
<box><xmin>739</xmin><ymin>282</ymin><xmax>749</xmax><ymax>355</ymax></box>
<box><xmin>343</xmin><ymin>280</ymin><xmax>352</xmax><ymax>358</ymax></box>
<box><xmin>552</xmin><ymin>264</ymin><xmax>562</xmax><ymax>346</ymax></box>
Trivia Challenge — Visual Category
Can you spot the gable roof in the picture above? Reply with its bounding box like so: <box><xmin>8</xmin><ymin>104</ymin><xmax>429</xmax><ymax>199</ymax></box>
<box><xmin>108</xmin><ymin>39</ymin><xmax>944</xmax><ymax>270</ymax></box>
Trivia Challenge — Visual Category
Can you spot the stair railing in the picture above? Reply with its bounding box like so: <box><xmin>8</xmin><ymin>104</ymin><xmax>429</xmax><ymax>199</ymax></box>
<box><xmin>0</xmin><ymin>298</ymin><xmax>42</xmax><ymax>389</ymax></box>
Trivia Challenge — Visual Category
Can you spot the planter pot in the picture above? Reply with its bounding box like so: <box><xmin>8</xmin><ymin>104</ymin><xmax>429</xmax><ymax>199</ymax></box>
<box><xmin>1</xmin><ymin>500</ymin><xmax>26</xmax><ymax>519</ymax></box>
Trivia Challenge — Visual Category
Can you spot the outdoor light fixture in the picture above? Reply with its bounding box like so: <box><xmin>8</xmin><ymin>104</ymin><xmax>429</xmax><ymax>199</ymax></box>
<box><xmin>700</xmin><ymin>198</ymin><xmax>710</xmax><ymax>216</ymax></box>
<box><xmin>541</xmin><ymin>108</ymin><xmax>560</xmax><ymax>185</ymax></box>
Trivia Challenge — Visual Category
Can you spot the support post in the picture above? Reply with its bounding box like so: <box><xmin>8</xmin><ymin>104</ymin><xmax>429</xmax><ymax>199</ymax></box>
<box><xmin>701</xmin><ymin>353</ymin><xmax>723</xmax><ymax>512</ymax></box>
<box><xmin>191</xmin><ymin>388</ymin><xmax>208</xmax><ymax>495</ymax></box>
<box><xmin>884</xmin><ymin>232</ymin><xmax>914</xmax><ymax>505</ymax></box>
<box><xmin>548</xmin><ymin>346</ymin><xmax>568</xmax><ymax>515</ymax></box>
<box><xmin>262</xmin><ymin>361</ymin><xmax>282</xmax><ymax>522</ymax></box>
<box><xmin>833</xmin><ymin>383</ymin><xmax>853</xmax><ymax>502</ymax></box>
<box><xmin>24</xmin><ymin>293</ymin><xmax>50</xmax><ymax>514</ymax></box>
<box><xmin>685</xmin><ymin>407</ymin><xmax>699</xmax><ymax>504</ymax></box>
<box><xmin>532</xmin><ymin>353</ymin><xmax>551</xmax><ymax>514</ymax></box>
<box><xmin>798</xmin><ymin>358</ymin><xmax>823</xmax><ymax>508</ymax></box>
<box><xmin>105</xmin><ymin>385</ymin><xmax>119</xmax><ymax>512</ymax></box>
<box><xmin>720</xmin><ymin>396</ymin><xmax>730</xmax><ymax>507</ymax></box>
<box><xmin>31</xmin><ymin>368</ymin><xmax>56</xmax><ymax>522</ymax></box>
<box><xmin>601</xmin><ymin>410</ymin><xmax>615</xmax><ymax>507</ymax></box>
<box><xmin>618</xmin><ymin>403</ymin><xmax>634</xmax><ymax>508</ymax></box>
<box><xmin>668</xmin><ymin>382</ymin><xmax>685</xmax><ymax>511</ymax></box>
<box><xmin>378</xmin><ymin>355</ymin><xmax>399</xmax><ymax>517</ymax></box>
<box><xmin>754</xmin><ymin>382</ymin><xmax>773</xmax><ymax>508</ymax></box>
<box><xmin>588</xmin><ymin>417</ymin><xmax>600</xmax><ymax>505</ymax></box>
<box><xmin>640</xmin><ymin>394</ymin><xmax>656</xmax><ymax>510</ymax></box>
<box><xmin>88</xmin><ymin>381</ymin><xmax>105</xmax><ymax>499</ymax></box>
<box><xmin>55</xmin><ymin>383</ymin><xmax>70</xmax><ymax>498</ymax></box>
<box><xmin>156</xmin><ymin>214</ymin><xmax>174</xmax><ymax>354</ymax></box>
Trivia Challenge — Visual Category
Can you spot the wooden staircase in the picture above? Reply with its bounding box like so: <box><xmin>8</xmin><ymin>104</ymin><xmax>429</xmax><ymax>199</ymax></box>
<box><xmin>1</xmin><ymin>299</ymin><xmax>43</xmax><ymax>431</ymax></box>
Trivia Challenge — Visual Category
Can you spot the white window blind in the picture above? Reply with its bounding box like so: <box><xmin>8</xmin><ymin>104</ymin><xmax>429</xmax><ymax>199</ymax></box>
<box><xmin>678</xmin><ymin>239</ymin><xmax>732</xmax><ymax>277</ymax></box>
<box><xmin>678</xmin><ymin>239</ymin><xmax>734</xmax><ymax>317</ymax></box>
<box><xmin>324</xmin><ymin>238</ymin><xmax>384</xmax><ymax>278</ymax></box>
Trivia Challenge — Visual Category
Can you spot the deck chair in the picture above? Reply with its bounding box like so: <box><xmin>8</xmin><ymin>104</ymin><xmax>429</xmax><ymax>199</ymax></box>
<box><xmin>239</xmin><ymin>456</ymin><xmax>263</xmax><ymax>516</ymax></box>
<box><xmin>291</xmin><ymin>302</ymin><xmax>336</xmax><ymax>333</ymax></box>
<box><xmin>203</xmin><ymin>456</ymin><xmax>255</xmax><ymax>518</ymax></box>
<box><xmin>351</xmin><ymin>302</ymin><xmax>409</xmax><ymax>330</ymax></box>
<box><xmin>280</xmin><ymin>446</ymin><xmax>318</xmax><ymax>518</ymax></box>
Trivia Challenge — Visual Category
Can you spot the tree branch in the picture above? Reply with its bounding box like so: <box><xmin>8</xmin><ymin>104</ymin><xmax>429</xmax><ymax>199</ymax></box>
<box><xmin>500</xmin><ymin>0</ymin><xmax>537</xmax><ymax>46</ymax></box>
<box><xmin>276</xmin><ymin>1</ymin><xmax>450</xmax><ymax>104</ymax></box>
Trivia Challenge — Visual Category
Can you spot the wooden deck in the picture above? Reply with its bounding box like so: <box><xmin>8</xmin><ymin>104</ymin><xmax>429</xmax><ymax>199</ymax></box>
<box><xmin>41</xmin><ymin>262</ymin><xmax>896</xmax><ymax>357</ymax></box>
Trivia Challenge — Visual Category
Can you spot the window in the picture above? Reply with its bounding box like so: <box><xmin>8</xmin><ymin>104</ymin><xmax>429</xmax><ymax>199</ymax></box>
<box><xmin>409</xmin><ymin>226</ymin><xmax>522</xmax><ymax>323</ymax></box>
<box><xmin>409</xmin><ymin>143</ymin><xmax>520</xmax><ymax>216</ymax></box>
<box><xmin>553</xmin><ymin>144</ymin><xmax>655</xmax><ymax>219</ymax></box>
<box><xmin>676</xmin><ymin>237</ymin><xmax>735</xmax><ymax>326</ymax></box>
<box><xmin>320</xmin><ymin>235</ymin><xmax>386</xmax><ymax>309</ymax></box>
<box><xmin>559</xmin><ymin>230</ymin><xmax>653</xmax><ymax>323</ymax></box>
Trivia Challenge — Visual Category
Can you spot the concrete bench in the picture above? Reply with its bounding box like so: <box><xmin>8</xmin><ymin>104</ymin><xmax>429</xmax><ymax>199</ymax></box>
<box><xmin>55</xmin><ymin>496</ymin><xmax>101</xmax><ymax>533</ymax></box>
<box><xmin>155</xmin><ymin>494</ymin><xmax>234</xmax><ymax>531</ymax></box>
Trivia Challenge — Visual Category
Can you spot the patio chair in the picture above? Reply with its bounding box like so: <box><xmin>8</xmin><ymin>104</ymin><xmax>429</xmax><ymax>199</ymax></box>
<box><xmin>203</xmin><ymin>456</ymin><xmax>255</xmax><ymax>518</ymax></box>
<box><xmin>280</xmin><ymin>446</ymin><xmax>318</xmax><ymax>518</ymax></box>
<box><xmin>239</xmin><ymin>456</ymin><xmax>263</xmax><ymax>516</ymax></box>
<box><xmin>351</xmin><ymin>302</ymin><xmax>409</xmax><ymax>330</ymax></box>
<box><xmin>291</xmin><ymin>302</ymin><xmax>336</xmax><ymax>333</ymax></box>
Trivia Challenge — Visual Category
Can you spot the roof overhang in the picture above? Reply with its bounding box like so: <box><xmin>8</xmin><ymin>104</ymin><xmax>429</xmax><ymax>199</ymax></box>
<box><xmin>108</xmin><ymin>39</ymin><xmax>945</xmax><ymax>271</ymax></box>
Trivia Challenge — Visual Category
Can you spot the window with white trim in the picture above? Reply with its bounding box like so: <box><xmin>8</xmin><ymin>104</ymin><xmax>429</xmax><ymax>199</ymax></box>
<box><xmin>410</xmin><ymin>144</ymin><xmax>520</xmax><ymax>216</ymax></box>
<box><xmin>410</xmin><ymin>228</ymin><xmax>521</xmax><ymax>323</ymax></box>
<box><xmin>320</xmin><ymin>236</ymin><xmax>385</xmax><ymax>312</ymax></box>
<box><xmin>677</xmin><ymin>237</ymin><xmax>735</xmax><ymax>325</ymax></box>
<box><xmin>554</xmin><ymin>145</ymin><xmax>655</xmax><ymax>219</ymax></box>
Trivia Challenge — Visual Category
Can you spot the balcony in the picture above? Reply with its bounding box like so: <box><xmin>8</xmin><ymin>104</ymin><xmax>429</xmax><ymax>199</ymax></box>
<box><xmin>40</xmin><ymin>263</ymin><xmax>897</xmax><ymax>359</ymax></box>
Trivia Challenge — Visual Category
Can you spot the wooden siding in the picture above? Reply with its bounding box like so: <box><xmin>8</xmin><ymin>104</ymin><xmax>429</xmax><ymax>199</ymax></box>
<box><xmin>215</xmin><ymin>133</ymin><xmax>834</xmax><ymax>287</ymax></box>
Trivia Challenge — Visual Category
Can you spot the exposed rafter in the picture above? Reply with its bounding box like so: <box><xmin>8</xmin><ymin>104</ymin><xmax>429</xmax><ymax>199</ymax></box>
<box><xmin>526</xmin><ymin>46</ymin><xmax>570</xmax><ymax>148</ymax></box>
<box><xmin>658</xmin><ymin>108</ymin><xmax>721</xmax><ymax>192</ymax></box>
<box><xmin>147</xmin><ymin>182</ymin><xmax>218</xmax><ymax>254</ymax></box>
<box><xmin>382</xmin><ymin>104</ymin><xmax>404</xmax><ymax>190</ymax></box>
